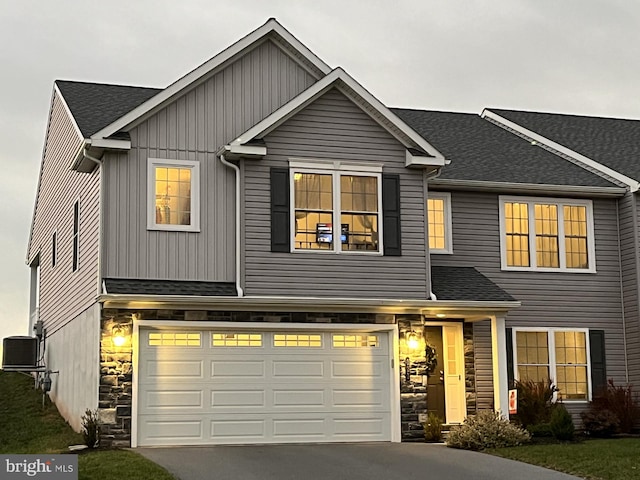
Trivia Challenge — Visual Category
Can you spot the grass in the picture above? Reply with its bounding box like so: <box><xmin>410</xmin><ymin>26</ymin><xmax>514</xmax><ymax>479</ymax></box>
<box><xmin>0</xmin><ymin>370</ymin><xmax>175</xmax><ymax>480</ymax></box>
<box><xmin>489</xmin><ymin>438</ymin><xmax>640</xmax><ymax>480</ymax></box>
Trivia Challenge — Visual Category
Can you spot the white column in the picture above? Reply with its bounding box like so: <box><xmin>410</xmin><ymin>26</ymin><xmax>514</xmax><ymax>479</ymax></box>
<box><xmin>491</xmin><ymin>314</ymin><xmax>509</xmax><ymax>419</ymax></box>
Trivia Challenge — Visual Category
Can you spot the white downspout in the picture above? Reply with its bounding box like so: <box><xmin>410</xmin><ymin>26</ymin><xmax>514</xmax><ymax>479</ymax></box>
<box><xmin>426</xmin><ymin>166</ymin><xmax>443</xmax><ymax>302</ymax></box>
<box><xmin>218</xmin><ymin>153</ymin><xmax>245</xmax><ymax>297</ymax></box>
<box><xmin>83</xmin><ymin>148</ymin><xmax>104</xmax><ymax>297</ymax></box>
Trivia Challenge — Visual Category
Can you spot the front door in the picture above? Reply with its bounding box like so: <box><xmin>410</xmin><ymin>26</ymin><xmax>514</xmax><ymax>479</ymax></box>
<box><xmin>424</xmin><ymin>327</ymin><xmax>445</xmax><ymax>420</ymax></box>
<box><xmin>443</xmin><ymin>324</ymin><xmax>466</xmax><ymax>424</ymax></box>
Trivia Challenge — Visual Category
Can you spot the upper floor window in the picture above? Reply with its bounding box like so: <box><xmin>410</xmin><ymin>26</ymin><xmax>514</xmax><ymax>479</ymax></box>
<box><xmin>72</xmin><ymin>201</ymin><xmax>80</xmax><ymax>272</ymax></box>
<box><xmin>499</xmin><ymin>196</ymin><xmax>595</xmax><ymax>272</ymax></box>
<box><xmin>147</xmin><ymin>158</ymin><xmax>200</xmax><ymax>232</ymax></box>
<box><xmin>290</xmin><ymin>161</ymin><xmax>382</xmax><ymax>254</ymax></box>
<box><xmin>427</xmin><ymin>192</ymin><xmax>452</xmax><ymax>254</ymax></box>
<box><xmin>514</xmin><ymin>328</ymin><xmax>590</xmax><ymax>401</ymax></box>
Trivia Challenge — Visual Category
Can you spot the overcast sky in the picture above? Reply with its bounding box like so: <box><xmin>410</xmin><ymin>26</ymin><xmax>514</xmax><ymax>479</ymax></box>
<box><xmin>1</xmin><ymin>0</ymin><xmax>639</xmax><ymax>353</ymax></box>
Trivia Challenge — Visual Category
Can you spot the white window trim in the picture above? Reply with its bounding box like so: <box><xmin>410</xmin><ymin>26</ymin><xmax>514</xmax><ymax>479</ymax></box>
<box><xmin>147</xmin><ymin>158</ymin><xmax>200</xmax><ymax>232</ymax></box>
<box><xmin>512</xmin><ymin>327</ymin><xmax>592</xmax><ymax>402</ymax></box>
<box><xmin>499</xmin><ymin>195</ymin><xmax>596</xmax><ymax>273</ymax></box>
<box><xmin>289</xmin><ymin>159</ymin><xmax>383</xmax><ymax>255</ymax></box>
<box><xmin>427</xmin><ymin>191</ymin><xmax>452</xmax><ymax>254</ymax></box>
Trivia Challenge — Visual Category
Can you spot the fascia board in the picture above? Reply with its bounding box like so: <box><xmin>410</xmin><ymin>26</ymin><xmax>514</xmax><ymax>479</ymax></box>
<box><xmin>232</xmin><ymin>68</ymin><xmax>447</xmax><ymax>161</ymax></box>
<box><xmin>483</xmin><ymin>109</ymin><xmax>640</xmax><ymax>192</ymax></box>
<box><xmin>429</xmin><ymin>178</ymin><xmax>627</xmax><ymax>198</ymax></box>
<box><xmin>90</xmin><ymin>19</ymin><xmax>331</xmax><ymax>141</ymax></box>
<box><xmin>89</xmin><ymin>138</ymin><xmax>131</xmax><ymax>150</ymax></box>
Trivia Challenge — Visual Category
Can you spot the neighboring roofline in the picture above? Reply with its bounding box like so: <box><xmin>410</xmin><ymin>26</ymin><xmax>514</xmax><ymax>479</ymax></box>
<box><xmin>483</xmin><ymin>109</ymin><xmax>640</xmax><ymax>192</ymax></box>
<box><xmin>230</xmin><ymin>67</ymin><xmax>447</xmax><ymax>161</ymax></box>
<box><xmin>98</xmin><ymin>293</ymin><xmax>520</xmax><ymax>317</ymax></box>
<box><xmin>429</xmin><ymin>178</ymin><xmax>627</xmax><ymax>198</ymax></box>
<box><xmin>90</xmin><ymin>19</ymin><xmax>332</xmax><ymax>141</ymax></box>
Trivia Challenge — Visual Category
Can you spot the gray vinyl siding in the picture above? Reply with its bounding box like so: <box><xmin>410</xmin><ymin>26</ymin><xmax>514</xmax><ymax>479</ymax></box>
<box><xmin>102</xmin><ymin>40</ymin><xmax>317</xmax><ymax>281</ymax></box>
<box><xmin>623</xmin><ymin>193</ymin><xmax>640</xmax><ymax>386</ymax></box>
<box><xmin>432</xmin><ymin>190</ymin><xmax>627</xmax><ymax>403</ymax></box>
<box><xmin>243</xmin><ymin>88</ymin><xmax>430</xmax><ymax>298</ymax></box>
<box><xmin>473</xmin><ymin>322</ymin><xmax>494</xmax><ymax>410</ymax></box>
<box><xmin>28</xmin><ymin>90</ymin><xmax>100</xmax><ymax>334</ymax></box>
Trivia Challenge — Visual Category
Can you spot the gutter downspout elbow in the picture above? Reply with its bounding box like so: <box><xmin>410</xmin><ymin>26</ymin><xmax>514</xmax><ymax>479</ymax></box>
<box><xmin>429</xmin><ymin>291</ymin><xmax>437</xmax><ymax>301</ymax></box>
<box><xmin>218</xmin><ymin>152</ymin><xmax>245</xmax><ymax>297</ymax></box>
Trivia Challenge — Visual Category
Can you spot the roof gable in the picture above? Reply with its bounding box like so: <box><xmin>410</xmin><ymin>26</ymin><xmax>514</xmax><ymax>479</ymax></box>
<box><xmin>229</xmin><ymin>68</ymin><xmax>446</xmax><ymax>162</ymax></box>
<box><xmin>90</xmin><ymin>18</ymin><xmax>331</xmax><ymax>141</ymax></box>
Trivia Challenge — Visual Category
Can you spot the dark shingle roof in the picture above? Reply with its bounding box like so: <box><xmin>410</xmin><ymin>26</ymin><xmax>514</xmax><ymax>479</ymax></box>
<box><xmin>56</xmin><ymin>80</ymin><xmax>161</xmax><ymax>137</ymax></box>
<box><xmin>104</xmin><ymin>278</ymin><xmax>236</xmax><ymax>296</ymax></box>
<box><xmin>489</xmin><ymin>108</ymin><xmax>640</xmax><ymax>182</ymax></box>
<box><xmin>431</xmin><ymin>266</ymin><xmax>516</xmax><ymax>302</ymax></box>
<box><xmin>393</xmin><ymin>108</ymin><xmax>618</xmax><ymax>187</ymax></box>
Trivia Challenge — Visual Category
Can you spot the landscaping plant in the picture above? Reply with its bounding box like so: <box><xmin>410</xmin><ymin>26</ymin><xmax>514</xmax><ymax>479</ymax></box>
<box><xmin>423</xmin><ymin>412</ymin><xmax>443</xmax><ymax>442</ymax></box>
<box><xmin>590</xmin><ymin>380</ymin><xmax>640</xmax><ymax>433</ymax></box>
<box><xmin>513</xmin><ymin>378</ymin><xmax>557</xmax><ymax>428</ymax></box>
<box><xmin>81</xmin><ymin>408</ymin><xmax>101</xmax><ymax>448</ymax></box>
<box><xmin>446</xmin><ymin>410</ymin><xmax>531</xmax><ymax>451</ymax></box>
<box><xmin>581</xmin><ymin>408</ymin><xmax>620</xmax><ymax>438</ymax></box>
<box><xmin>549</xmin><ymin>404</ymin><xmax>574</xmax><ymax>441</ymax></box>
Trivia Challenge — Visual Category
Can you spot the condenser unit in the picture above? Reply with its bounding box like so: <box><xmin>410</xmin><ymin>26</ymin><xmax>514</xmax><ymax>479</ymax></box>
<box><xmin>2</xmin><ymin>336</ymin><xmax>38</xmax><ymax>371</ymax></box>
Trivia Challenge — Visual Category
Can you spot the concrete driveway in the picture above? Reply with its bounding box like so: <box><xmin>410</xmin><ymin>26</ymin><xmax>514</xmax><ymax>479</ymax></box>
<box><xmin>137</xmin><ymin>443</ymin><xmax>583</xmax><ymax>480</ymax></box>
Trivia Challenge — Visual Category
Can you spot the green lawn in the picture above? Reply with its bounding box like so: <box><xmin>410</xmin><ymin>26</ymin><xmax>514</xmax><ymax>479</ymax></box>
<box><xmin>489</xmin><ymin>438</ymin><xmax>640</xmax><ymax>480</ymax></box>
<box><xmin>0</xmin><ymin>371</ymin><xmax>175</xmax><ymax>480</ymax></box>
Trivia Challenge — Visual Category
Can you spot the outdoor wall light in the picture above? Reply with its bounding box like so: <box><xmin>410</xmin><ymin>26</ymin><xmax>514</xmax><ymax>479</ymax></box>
<box><xmin>112</xmin><ymin>325</ymin><xmax>127</xmax><ymax>347</ymax></box>
<box><xmin>436</xmin><ymin>313</ymin><xmax>447</xmax><ymax>318</ymax></box>
<box><xmin>406</xmin><ymin>331</ymin><xmax>420</xmax><ymax>350</ymax></box>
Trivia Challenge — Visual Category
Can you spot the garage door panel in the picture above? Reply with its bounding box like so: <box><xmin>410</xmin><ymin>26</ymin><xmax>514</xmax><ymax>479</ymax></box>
<box><xmin>210</xmin><ymin>360</ymin><xmax>265</xmax><ymax>378</ymax></box>
<box><xmin>331</xmin><ymin>360</ymin><xmax>383</xmax><ymax>378</ymax></box>
<box><xmin>143</xmin><ymin>390</ymin><xmax>204</xmax><ymax>409</ymax></box>
<box><xmin>139</xmin><ymin>418</ymin><xmax>203</xmax><ymax>445</ymax></box>
<box><xmin>211</xmin><ymin>419</ymin><xmax>266</xmax><ymax>438</ymax></box>
<box><xmin>333</xmin><ymin>417</ymin><xmax>386</xmax><ymax>436</ymax></box>
<box><xmin>272</xmin><ymin>389</ymin><xmax>325</xmax><ymax>406</ymax></box>
<box><xmin>272</xmin><ymin>360</ymin><xmax>324</xmax><ymax>377</ymax></box>
<box><xmin>143</xmin><ymin>359</ymin><xmax>203</xmax><ymax>379</ymax></box>
<box><xmin>273</xmin><ymin>418</ymin><xmax>326</xmax><ymax>438</ymax></box>
<box><xmin>332</xmin><ymin>389</ymin><xmax>385</xmax><ymax>407</ymax></box>
<box><xmin>211</xmin><ymin>389</ymin><xmax>266</xmax><ymax>408</ymax></box>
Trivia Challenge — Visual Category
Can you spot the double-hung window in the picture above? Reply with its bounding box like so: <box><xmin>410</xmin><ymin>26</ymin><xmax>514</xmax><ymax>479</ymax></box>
<box><xmin>499</xmin><ymin>196</ymin><xmax>595</xmax><ymax>272</ymax></box>
<box><xmin>427</xmin><ymin>192</ymin><xmax>452</xmax><ymax>253</ymax></box>
<box><xmin>514</xmin><ymin>328</ymin><xmax>590</xmax><ymax>401</ymax></box>
<box><xmin>290</xmin><ymin>160</ymin><xmax>382</xmax><ymax>254</ymax></box>
<box><xmin>147</xmin><ymin>158</ymin><xmax>200</xmax><ymax>232</ymax></box>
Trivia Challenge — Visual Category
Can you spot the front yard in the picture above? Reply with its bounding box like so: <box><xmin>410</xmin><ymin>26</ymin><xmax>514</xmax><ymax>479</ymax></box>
<box><xmin>0</xmin><ymin>370</ymin><xmax>175</xmax><ymax>480</ymax></box>
<box><xmin>489</xmin><ymin>438</ymin><xmax>640</xmax><ymax>480</ymax></box>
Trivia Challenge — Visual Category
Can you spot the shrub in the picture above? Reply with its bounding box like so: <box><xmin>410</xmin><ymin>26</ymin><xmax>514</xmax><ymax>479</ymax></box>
<box><xmin>423</xmin><ymin>412</ymin><xmax>443</xmax><ymax>442</ymax></box>
<box><xmin>581</xmin><ymin>408</ymin><xmax>620</xmax><ymax>438</ymax></box>
<box><xmin>81</xmin><ymin>409</ymin><xmax>100</xmax><ymax>448</ymax></box>
<box><xmin>550</xmin><ymin>404</ymin><xmax>575</xmax><ymax>441</ymax></box>
<box><xmin>591</xmin><ymin>380</ymin><xmax>640</xmax><ymax>433</ymax></box>
<box><xmin>446</xmin><ymin>410</ymin><xmax>531</xmax><ymax>451</ymax></box>
<box><xmin>513</xmin><ymin>378</ymin><xmax>557</xmax><ymax>428</ymax></box>
<box><xmin>526</xmin><ymin>423</ymin><xmax>553</xmax><ymax>438</ymax></box>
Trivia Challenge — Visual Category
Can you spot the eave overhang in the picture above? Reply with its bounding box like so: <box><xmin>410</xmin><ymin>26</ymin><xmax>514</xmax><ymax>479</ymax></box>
<box><xmin>98</xmin><ymin>294</ymin><xmax>520</xmax><ymax>321</ymax></box>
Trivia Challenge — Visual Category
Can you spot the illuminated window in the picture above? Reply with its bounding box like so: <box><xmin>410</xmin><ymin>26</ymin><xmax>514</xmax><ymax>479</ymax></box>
<box><xmin>212</xmin><ymin>333</ymin><xmax>262</xmax><ymax>347</ymax></box>
<box><xmin>514</xmin><ymin>329</ymin><xmax>589</xmax><ymax>401</ymax></box>
<box><xmin>291</xmin><ymin>162</ymin><xmax>381</xmax><ymax>253</ymax></box>
<box><xmin>500</xmin><ymin>197</ymin><xmax>594</xmax><ymax>272</ymax></box>
<box><xmin>427</xmin><ymin>192</ymin><xmax>452</xmax><ymax>253</ymax></box>
<box><xmin>148</xmin><ymin>158</ymin><xmax>200</xmax><ymax>232</ymax></box>
<box><xmin>274</xmin><ymin>334</ymin><xmax>322</xmax><ymax>347</ymax></box>
<box><xmin>333</xmin><ymin>334</ymin><xmax>379</xmax><ymax>348</ymax></box>
<box><xmin>148</xmin><ymin>332</ymin><xmax>201</xmax><ymax>346</ymax></box>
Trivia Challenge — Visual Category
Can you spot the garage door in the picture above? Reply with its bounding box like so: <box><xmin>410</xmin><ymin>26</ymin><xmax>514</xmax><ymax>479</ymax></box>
<box><xmin>137</xmin><ymin>328</ymin><xmax>392</xmax><ymax>446</ymax></box>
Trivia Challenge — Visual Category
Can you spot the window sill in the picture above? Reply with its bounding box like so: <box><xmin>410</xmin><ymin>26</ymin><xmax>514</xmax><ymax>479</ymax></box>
<box><xmin>291</xmin><ymin>249</ymin><xmax>383</xmax><ymax>256</ymax></box>
<box><xmin>148</xmin><ymin>226</ymin><xmax>201</xmax><ymax>233</ymax></box>
<box><xmin>501</xmin><ymin>266</ymin><xmax>596</xmax><ymax>274</ymax></box>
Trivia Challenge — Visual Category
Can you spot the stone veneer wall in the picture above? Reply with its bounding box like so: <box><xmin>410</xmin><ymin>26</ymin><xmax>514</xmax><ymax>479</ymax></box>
<box><xmin>98</xmin><ymin>308</ymin><xmax>394</xmax><ymax>447</ymax></box>
<box><xmin>464</xmin><ymin>322</ymin><xmax>477</xmax><ymax>416</ymax></box>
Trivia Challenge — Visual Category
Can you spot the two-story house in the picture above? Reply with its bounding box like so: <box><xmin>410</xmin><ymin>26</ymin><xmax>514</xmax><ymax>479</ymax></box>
<box><xmin>24</xmin><ymin>19</ymin><xmax>633</xmax><ymax>448</ymax></box>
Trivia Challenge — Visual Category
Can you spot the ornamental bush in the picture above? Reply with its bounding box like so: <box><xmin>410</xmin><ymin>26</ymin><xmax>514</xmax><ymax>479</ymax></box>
<box><xmin>581</xmin><ymin>408</ymin><xmax>620</xmax><ymax>438</ymax></box>
<box><xmin>423</xmin><ymin>412</ymin><xmax>443</xmax><ymax>442</ymax></box>
<box><xmin>549</xmin><ymin>404</ymin><xmax>575</xmax><ymax>441</ymax></box>
<box><xmin>446</xmin><ymin>410</ymin><xmax>531</xmax><ymax>451</ymax></box>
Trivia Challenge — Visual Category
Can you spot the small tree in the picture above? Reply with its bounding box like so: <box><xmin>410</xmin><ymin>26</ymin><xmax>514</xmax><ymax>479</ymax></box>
<box><xmin>550</xmin><ymin>404</ymin><xmax>574</xmax><ymax>441</ymax></box>
<box><xmin>81</xmin><ymin>409</ymin><xmax>100</xmax><ymax>448</ymax></box>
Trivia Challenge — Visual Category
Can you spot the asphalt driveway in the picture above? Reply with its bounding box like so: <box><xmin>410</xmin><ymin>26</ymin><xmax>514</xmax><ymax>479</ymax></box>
<box><xmin>137</xmin><ymin>443</ymin><xmax>583</xmax><ymax>480</ymax></box>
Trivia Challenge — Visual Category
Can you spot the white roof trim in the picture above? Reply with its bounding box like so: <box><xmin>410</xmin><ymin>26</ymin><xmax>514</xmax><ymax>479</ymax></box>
<box><xmin>429</xmin><ymin>178</ymin><xmax>627</xmax><ymax>197</ymax></box>
<box><xmin>483</xmin><ymin>109</ymin><xmax>640</xmax><ymax>192</ymax></box>
<box><xmin>90</xmin><ymin>18</ymin><xmax>332</xmax><ymax>141</ymax></box>
<box><xmin>231</xmin><ymin>67</ymin><xmax>446</xmax><ymax>160</ymax></box>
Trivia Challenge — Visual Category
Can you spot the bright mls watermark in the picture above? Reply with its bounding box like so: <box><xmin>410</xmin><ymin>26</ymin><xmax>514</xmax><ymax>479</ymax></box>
<box><xmin>1</xmin><ymin>455</ymin><xmax>77</xmax><ymax>479</ymax></box>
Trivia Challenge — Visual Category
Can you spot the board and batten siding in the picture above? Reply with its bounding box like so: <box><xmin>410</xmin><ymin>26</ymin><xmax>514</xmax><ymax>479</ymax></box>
<box><xmin>430</xmin><ymin>190</ymin><xmax>627</xmax><ymax>408</ymax></box>
<box><xmin>102</xmin><ymin>40</ymin><xmax>317</xmax><ymax>281</ymax></box>
<box><xmin>28</xmin><ymin>89</ymin><xmax>100</xmax><ymax>334</ymax></box>
<box><xmin>243</xmin><ymin>88</ymin><xmax>430</xmax><ymax>298</ymax></box>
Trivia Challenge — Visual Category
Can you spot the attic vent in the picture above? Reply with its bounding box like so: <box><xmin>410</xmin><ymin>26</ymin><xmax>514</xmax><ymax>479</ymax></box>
<box><xmin>2</xmin><ymin>336</ymin><xmax>38</xmax><ymax>371</ymax></box>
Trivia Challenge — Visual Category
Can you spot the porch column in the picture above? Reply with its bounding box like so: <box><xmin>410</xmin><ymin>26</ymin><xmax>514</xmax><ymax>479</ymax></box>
<box><xmin>490</xmin><ymin>314</ymin><xmax>509</xmax><ymax>419</ymax></box>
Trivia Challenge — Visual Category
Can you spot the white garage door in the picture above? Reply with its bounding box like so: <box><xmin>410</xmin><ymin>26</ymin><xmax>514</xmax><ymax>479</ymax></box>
<box><xmin>137</xmin><ymin>328</ymin><xmax>392</xmax><ymax>446</ymax></box>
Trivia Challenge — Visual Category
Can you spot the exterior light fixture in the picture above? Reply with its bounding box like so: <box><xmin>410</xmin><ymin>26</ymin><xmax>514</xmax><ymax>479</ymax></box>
<box><xmin>436</xmin><ymin>313</ymin><xmax>447</xmax><ymax>318</ymax></box>
<box><xmin>406</xmin><ymin>331</ymin><xmax>420</xmax><ymax>350</ymax></box>
<box><xmin>112</xmin><ymin>325</ymin><xmax>126</xmax><ymax>347</ymax></box>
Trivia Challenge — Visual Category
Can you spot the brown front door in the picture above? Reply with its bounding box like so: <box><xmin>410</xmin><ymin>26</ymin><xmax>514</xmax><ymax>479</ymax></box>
<box><xmin>424</xmin><ymin>326</ymin><xmax>446</xmax><ymax>422</ymax></box>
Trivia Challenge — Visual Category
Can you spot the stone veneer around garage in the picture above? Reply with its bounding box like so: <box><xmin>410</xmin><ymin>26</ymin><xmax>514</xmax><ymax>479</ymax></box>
<box><xmin>98</xmin><ymin>308</ymin><xmax>477</xmax><ymax>446</ymax></box>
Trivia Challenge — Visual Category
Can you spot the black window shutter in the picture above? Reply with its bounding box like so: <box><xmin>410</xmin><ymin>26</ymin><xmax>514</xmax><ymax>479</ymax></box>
<box><xmin>270</xmin><ymin>167</ymin><xmax>290</xmax><ymax>252</ymax></box>
<box><xmin>589</xmin><ymin>330</ymin><xmax>607</xmax><ymax>396</ymax></box>
<box><xmin>505</xmin><ymin>327</ymin><xmax>515</xmax><ymax>389</ymax></box>
<box><xmin>382</xmin><ymin>173</ymin><xmax>401</xmax><ymax>256</ymax></box>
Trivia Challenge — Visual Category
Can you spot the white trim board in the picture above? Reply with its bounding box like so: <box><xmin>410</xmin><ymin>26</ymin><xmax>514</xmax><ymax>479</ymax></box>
<box><xmin>483</xmin><ymin>109</ymin><xmax>640</xmax><ymax>192</ymax></box>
